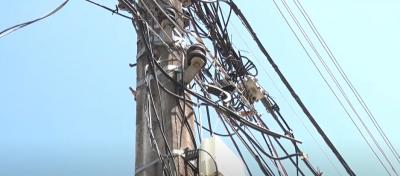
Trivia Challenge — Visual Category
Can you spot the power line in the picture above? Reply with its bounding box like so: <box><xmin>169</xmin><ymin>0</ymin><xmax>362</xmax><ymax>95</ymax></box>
<box><xmin>85</xmin><ymin>0</ymin><xmax>367</xmax><ymax>175</ymax></box>
<box><xmin>229</xmin><ymin>20</ymin><xmax>344</xmax><ymax>175</ymax></box>
<box><xmin>0</xmin><ymin>0</ymin><xmax>70</xmax><ymax>38</ymax></box>
<box><xmin>269</xmin><ymin>0</ymin><xmax>399</xmax><ymax>174</ymax></box>
<box><xmin>293</xmin><ymin>0</ymin><xmax>400</xmax><ymax>166</ymax></box>
<box><xmin>84</xmin><ymin>0</ymin><xmax>133</xmax><ymax>20</ymax></box>
<box><xmin>228</xmin><ymin>1</ymin><xmax>356</xmax><ymax>175</ymax></box>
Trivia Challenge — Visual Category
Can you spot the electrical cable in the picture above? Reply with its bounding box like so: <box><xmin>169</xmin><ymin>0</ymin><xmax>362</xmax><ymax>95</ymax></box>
<box><xmin>138</xmin><ymin>16</ymin><xmax>180</xmax><ymax>175</ymax></box>
<box><xmin>198</xmin><ymin>149</ymin><xmax>219</xmax><ymax>175</ymax></box>
<box><xmin>230</xmin><ymin>117</ymin><xmax>303</xmax><ymax>161</ymax></box>
<box><xmin>272</xmin><ymin>0</ymin><xmax>397</xmax><ymax>174</ymax></box>
<box><xmin>85</xmin><ymin>0</ymin><xmax>133</xmax><ymax>20</ymax></box>
<box><xmin>144</xmin><ymin>82</ymin><xmax>174</xmax><ymax>176</ymax></box>
<box><xmin>229</xmin><ymin>19</ymin><xmax>344</xmax><ymax>175</ymax></box>
<box><xmin>218</xmin><ymin>113</ymin><xmax>254</xmax><ymax>176</ymax></box>
<box><xmin>117</xmin><ymin>0</ymin><xmax>351</xmax><ymax>175</ymax></box>
<box><xmin>293</xmin><ymin>0</ymin><xmax>400</xmax><ymax>166</ymax></box>
<box><xmin>269</xmin><ymin>1</ymin><xmax>390</xmax><ymax>175</ymax></box>
<box><xmin>1</xmin><ymin>0</ymin><xmax>339</xmax><ymax>174</ymax></box>
<box><xmin>146</xmin><ymin>76</ymin><xmax>177</xmax><ymax>176</ymax></box>
<box><xmin>228</xmin><ymin>1</ymin><xmax>356</xmax><ymax>175</ymax></box>
<box><xmin>0</xmin><ymin>0</ymin><xmax>70</xmax><ymax>38</ymax></box>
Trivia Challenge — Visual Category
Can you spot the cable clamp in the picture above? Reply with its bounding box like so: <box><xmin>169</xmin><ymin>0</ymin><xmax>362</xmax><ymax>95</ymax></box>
<box><xmin>136</xmin><ymin>64</ymin><xmax>180</xmax><ymax>88</ymax></box>
<box><xmin>300</xmin><ymin>152</ymin><xmax>309</xmax><ymax>160</ymax></box>
<box><xmin>170</xmin><ymin>148</ymin><xmax>199</xmax><ymax>161</ymax></box>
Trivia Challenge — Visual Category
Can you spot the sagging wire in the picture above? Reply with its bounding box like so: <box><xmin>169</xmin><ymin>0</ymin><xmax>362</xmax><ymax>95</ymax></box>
<box><xmin>226</xmin><ymin>1</ymin><xmax>356</xmax><ymax>175</ymax></box>
<box><xmin>0</xmin><ymin>0</ymin><xmax>70</xmax><ymax>38</ymax></box>
<box><xmin>85</xmin><ymin>0</ymin><xmax>132</xmax><ymax>20</ymax></box>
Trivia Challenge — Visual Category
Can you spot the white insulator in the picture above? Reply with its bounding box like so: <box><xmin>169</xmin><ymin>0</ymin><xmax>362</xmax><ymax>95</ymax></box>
<box><xmin>183</xmin><ymin>56</ymin><xmax>205</xmax><ymax>84</ymax></box>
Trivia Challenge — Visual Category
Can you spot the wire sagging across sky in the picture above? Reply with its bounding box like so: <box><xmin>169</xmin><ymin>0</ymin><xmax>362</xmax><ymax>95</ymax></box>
<box><xmin>0</xmin><ymin>0</ymin><xmax>70</xmax><ymax>39</ymax></box>
<box><xmin>270</xmin><ymin>0</ymin><xmax>400</xmax><ymax>175</ymax></box>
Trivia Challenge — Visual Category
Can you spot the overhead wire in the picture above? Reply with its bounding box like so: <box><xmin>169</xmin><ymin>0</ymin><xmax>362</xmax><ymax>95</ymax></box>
<box><xmin>293</xmin><ymin>0</ymin><xmax>400</xmax><ymax>166</ymax></box>
<box><xmin>117</xmin><ymin>0</ymin><xmax>363</xmax><ymax>175</ymax></box>
<box><xmin>1</xmin><ymin>0</ymin><xmax>357</xmax><ymax>175</ymax></box>
<box><xmin>278</xmin><ymin>0</ymin><xmax>395</xmax><ymax>170</ymax></box>
<box><xmin>84</xmin><ymin>0</ymin><xmax>132</xmax><ymax>20</ymax></box>
<box><xmin>118</xmin><ymin>0</ymin><xmax>340</xmax><ymax>175</ymax></box>
<box><xmin>273</xmin><ymin>0</ymin><xmax>398</xmax><ymax>174</ymax></box>
<box><xmin>229</xmin><ymin>20</ymin><xmax>344</xmax><ymax>175</ymax></box>
<box><xmin>227</xmin><ymin>1</ymin><xmax>356</xmax><ymax>175</ymax></box>
<box><xmin>188</xmin><ymin>2</ymin><xmax>318</xmax><ymax>174</ymax></box>
<box><xmin>269</xmin><ymin>0</ymin><xmax>392</xmax><ymax>175</ymax></box>
<box><xmin>0</xmin><ymin>0</ymin><xmax>70</xmax><ymax>38</ymax></box>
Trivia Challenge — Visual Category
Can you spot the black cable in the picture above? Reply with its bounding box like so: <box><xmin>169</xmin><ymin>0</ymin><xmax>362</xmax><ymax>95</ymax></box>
<box><xmin>144</xmin><ymin>85</ymin><xmax>173</xmax><ymax>176</ymax></box>
<box><xmin>294</xmin><ymin>1</ymin><xmax>400</xmax><ymax>165</ymax></box>
<box><xmin>205</xmin><ymin>105</ymin><xmax>214</xmax><ymax>136</ymax></box>
<box><xmin>0</xmin><ymin>0</ymin><xmax>70</xmax><ymax>38</ymax></box>
<box><xmin>193</xmin><ymin>114</ymin><xmax>237</xmax><ymax>137</ymax></box>
<box><xmin>137</xmin><ymin>17</ymin><xmax>179</xmax><ymax>176</ymax></box>
<box><xmin>158</xmin><ymin>83</ymin><xmax>198</xmax><ymax>106</ymax></box>
<box><xmin>176</xmin><ymin>99</ymin><xmax>199</xmax><ymax>149</ymax></box>
<box><xmin>146</xmin><ymin>79</ymin><xmax>177</xmax><ymax>176</ymax></box>
<box><xmin>231</xmin><ymin>119</ymin><xmax>303</xmax><ymax>161</ymax></box>
<box><xmin>85</xmin><ymin>0</ymin><xmax>133</xmax><ymax>20</ymax></box>
<box><xmin>141</xmin><ymin>0</ymin><xmax>200</xmax><ymax>151</ymax></box>
<box><xmin>246</xmin><ymin>128</ymin><xmax>278</xmax><ymax>176</ymax></box>
<box><xmin>147</xmin><ymin>49</ymin><xmax>301</xmax><ymax>143</ymax></box>
<box><xmin>219</xmin><ymin>113</ymin><xmax>253</xmax><ymax>176</ymax></box>
<box><xmin>258</xmin><ymin>95</ymin><xmax>318</xmax><ymax>175</ymax></box>
<box><xmin>228</xmin><ymin>1</ymin><xmax>356</xmax><ymax>175</ymax></box>
<box><xmin>280</xmin><ymin>1</ymin><xmax>397</xmax><ymax>172</ymax></box>
<box><xmin>198</xmin><ymin>149</ymin><xmax>219</xmax><ymax>175</ymax></box>
<box><xmin>124</xmin><ymin>1</ymin><xmax>324</xmax><ymax>175</ymax></box>
<box><xmin>270</xmin><ymin>0</ymin><xmax>391</xmax><ymax>174</ymax></box>
<box><xmin>272</xmin><ymin>0</ymin><xmax>396</xmax><ymax>174</ymax></box>
<box><xmin>228</xmin><ymin>123</ymin><xmax>274</xmax><ymax>176</ymax></box>
<box><xmin>262</xmin><ymin>133</ymin><xmax>285</xmax><ymax>176</ymax></box>
<box><xmin>267</xmin><ymin>95</ymin><xmax>292</xmax><ymax>131</ymax></box>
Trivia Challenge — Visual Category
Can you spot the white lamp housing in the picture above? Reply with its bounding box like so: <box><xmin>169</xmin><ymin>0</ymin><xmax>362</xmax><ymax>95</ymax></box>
<box><xmin>199</xmin><ymin>136</ymin><xmax>247</xmax><ymax>176</ymax></box>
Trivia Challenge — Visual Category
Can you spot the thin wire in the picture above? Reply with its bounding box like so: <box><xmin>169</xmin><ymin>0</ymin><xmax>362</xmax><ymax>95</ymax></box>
<box><xmin>198</xmin><ymin>149</ymin><xmax>219</xmax><ymax>175</ymax></box>
<box><xmin>270</xmin><ymin>0</ymin><xmax>391</xmax><ymax>175</ymax></box>
<box><xmin>146</xmin><ymin>74</ymin><xmax>177</xmax><ymax>175</ymax></box>
<box><xmin>229</xmin><ymin>22</ymin><xmax>343</xmax><ymax>175</ymax></box>
<box><xmin>277</xmin><ymin>0</ymin><xmax>398</xmax><ymax>174</ymax></box>
<box><xmin>123</xmin><ymin>0</ymin><xmax>344</xmax><ymax>175</ymax></box>
<box><xmin>228</xmin><ymin>1</ymin><xmax>356</xmax><ymax>175</ymax></box>
<box><xmin>137</xmin><ymin>11</ymin><xmax>182</xmax><ymax>174</ymax></box>
<box><xmin>85</xmin><ymin>0</ymin><xmax>132</xmax><ymax>20</ymax></box>
<box><xmin>145</xmin><ymin>79</ymin><xmax>175</xmax><ymax>175</ymax></box>
<box><xmin>294</xmin><ymin>0</ymin><xmax>400</xmax><ymax>165</ymax></box>
<box><xmin>0</xmin><ymin>0</ymin><xmax>70</xmax><ymax>38</ymax></box>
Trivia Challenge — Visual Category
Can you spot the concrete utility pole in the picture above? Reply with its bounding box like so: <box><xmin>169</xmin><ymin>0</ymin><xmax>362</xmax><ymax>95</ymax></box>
<box><xmin>133</xmin><ymin>0</ymin><xmax>195</xmax><ymax>176</ymax></box>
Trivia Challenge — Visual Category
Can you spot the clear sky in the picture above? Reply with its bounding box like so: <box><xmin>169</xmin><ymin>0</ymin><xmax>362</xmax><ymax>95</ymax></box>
<box><xmin>0</xmin><ymin>0</ymin><xmax>399</xmax><ymax>175</ymax></box>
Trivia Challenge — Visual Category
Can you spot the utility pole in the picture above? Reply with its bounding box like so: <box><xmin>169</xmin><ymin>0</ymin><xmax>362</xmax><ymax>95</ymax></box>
<box><xmin>133</xmin><ymin>0</ymin><xmax>195</xmax><ymax>176</ymax></box>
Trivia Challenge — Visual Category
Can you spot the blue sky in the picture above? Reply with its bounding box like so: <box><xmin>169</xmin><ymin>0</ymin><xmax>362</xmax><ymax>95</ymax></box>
<box><xmin>1</xmin><ymin>0</ymin><xmax>399</xmax><ymax>175</ymax></box>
